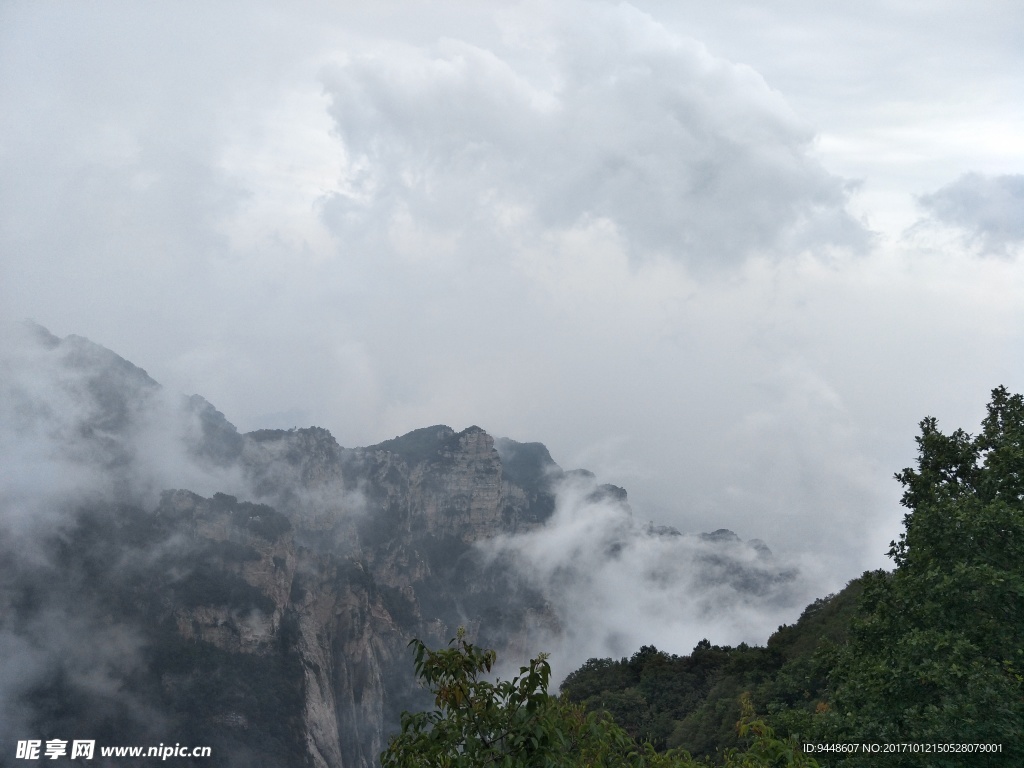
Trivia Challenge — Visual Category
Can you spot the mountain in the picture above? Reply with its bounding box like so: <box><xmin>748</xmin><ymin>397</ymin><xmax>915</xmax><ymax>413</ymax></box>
<box><xmin>559</xmin><ymin>578</ymin><xmax>864</xmax><ymax>758</ymax></box>
<box><xmin>0</xmin><ymin>324</ymin><xmax>801</xmax><ymax>767</ymax></box>
<box><xmin>559</xmin><ymin>385</ymin><xmax>1024</xmax><ymax>767</ymax></box>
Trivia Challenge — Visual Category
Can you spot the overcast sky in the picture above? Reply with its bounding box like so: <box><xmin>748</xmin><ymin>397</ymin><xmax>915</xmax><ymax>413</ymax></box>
<box><xmin>2</xmin><ymin>0</ymin><xmax>1022</xmax><ymax>593</ymax></box>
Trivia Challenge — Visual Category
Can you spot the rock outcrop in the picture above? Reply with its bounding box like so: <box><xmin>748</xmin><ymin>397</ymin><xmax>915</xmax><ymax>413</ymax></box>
<box><xmin>0</xmin><ymin>324</ymin><xmax>798</xmax><ymax>767</ymax></box>
<box><xmin>132</xmin><ymin>420</ymin><xmax>562</xmax><ymax>767</ymax></box>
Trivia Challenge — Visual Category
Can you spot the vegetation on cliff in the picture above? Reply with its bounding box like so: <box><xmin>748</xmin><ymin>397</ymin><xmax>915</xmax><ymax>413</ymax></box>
<box><xmin>392</xmin><ymin>387</ymin><xmax>1023</xmax><ymax>766</ymax></box>
<box><xmin>572</xmin><ymin>388</ymin><xmax>1024</xmax><ymax>765</ymax></box>
<box><xmin>6</xmin><ymin>328</ymin><xmax>1020</xmax><ymax>767</ymax></box>
<box><xmin>815</xmin><ymin>385</ymin><xmax>1024</xmax><ymax>764</ymax></box>
<box><xmin>382</xmin><ymin>630</ymin><xmax>818</xmax><ymax>767</ymax></box>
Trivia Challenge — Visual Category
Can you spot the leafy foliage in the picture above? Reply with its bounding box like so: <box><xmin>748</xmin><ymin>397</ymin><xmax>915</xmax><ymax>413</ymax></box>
<box><xmin>817</xmin><ymin>386</ymin><xmax>1024</xmax><ymax>765</ymax></box>
<box><xmin>559</xmin><ymin>597</ymin><xmax>857</xmax><ymax>764</ymax></box>
<box><xmin>558</xmin><ymin>387</ymin><xmax>1023</xmax><ymax>766</ymax></box>
<box><xmin>382</xmin><ymin>628</ymin><xmax>615</xmax><ymax>768</ymax></box>
<box><xmin>381</xmin><ymin>631</ymin><xmax>821</xmax><ymax>767</ymax></box>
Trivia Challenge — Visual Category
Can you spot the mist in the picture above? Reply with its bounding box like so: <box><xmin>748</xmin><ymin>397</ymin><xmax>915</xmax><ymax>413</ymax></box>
<box><xmin>0</xmin><ymin>323</ymin><xmax>247</xmax><ymax>747</ymax></box>
<box><xmin>1</xmin><ymin>1</ymin><xmax>1022</xmax><ymax>760</ymax></box>
<box><xmin>479</xmin><ymin>470</ymin><xmax>818</xmax><ymax>682</ymax></box>
<box><xmin>3</xmin><ymin>2</ymin><xmax>1020</xmax><ymax>596</ymax></box>
<box><xmin>0</xmin><ymin>322</ymin><xmax>818</xmax><ymax>738</ymax></box>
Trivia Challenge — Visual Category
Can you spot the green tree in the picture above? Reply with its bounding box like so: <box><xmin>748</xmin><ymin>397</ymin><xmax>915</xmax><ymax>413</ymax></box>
<box><xmin>820</xmin><ymin>387</ymin><xmax>1024</xmax><ymax>765</ymax></box>
<box><xmin>380</xmin><ymin>628</ymin><xmax>656</xmax><ymax>767</ymax></box>
<box><xmin>720</xmin><ymin>694</ymin><xmax>820</xmax><ymax>768</ymax></box>
<box><xmin>381</xmin><ymin>630</ymin><xmax>820</xmax><ymax>767</ymax></box>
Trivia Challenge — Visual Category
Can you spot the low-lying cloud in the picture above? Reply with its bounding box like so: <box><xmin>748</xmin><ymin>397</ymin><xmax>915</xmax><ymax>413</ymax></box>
<box><xmin>0</xmin><ymin>321</ymin><xmax>822</xmax><ymax>711</ymax></box>
<box><xmin>479</xmin><ymin>470</ymin><xmax>815</xmax><ymax>682</ymax></box>
<box><xmin>0</xmin><ymin>323</ymin><xmax>247</xmax><ymax>541</ymax></box>
<box><xmin>0</xmin><ymin>324</ymin><xmax>251</xmax><ymax>747</ymax></box>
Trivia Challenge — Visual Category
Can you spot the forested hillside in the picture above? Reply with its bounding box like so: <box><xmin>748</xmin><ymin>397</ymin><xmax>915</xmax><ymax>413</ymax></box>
<box><xmin>389</xmin><ymin>387</ymin><xmax>1023</xmax><ymax>766</ymax></box>
<box><xmin>560</xmin><ymin>579</ymin><xmax>863</xmax><ymax>760</ymax></box>
<box><xmin>557</xmin><ymin>386</ymin><xmax>1023</xmax><ymax>766</ymax></box>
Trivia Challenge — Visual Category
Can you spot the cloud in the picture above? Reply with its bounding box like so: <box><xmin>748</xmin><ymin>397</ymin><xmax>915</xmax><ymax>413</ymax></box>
<box><xmin>0</xmin><ymin>323</ymin><xmax>250</xmax><ymax>548</ymax></box>
<box><xmin>319</xmin><ymin>2</ymin><xmax>868</xmax><ymax>272</ymax></box>
<box><xmin>916</xmin><ymin>172</ymin><xmax>1024</xmax><ymax>255</ymax></box>
<box><xmin>0</xmin><ymin>323</ymin><xmax>366</xmax><ymax>749</ymax></box>
<box><xmin>478</xmin><ymin>471</ymin><xmax>814</xmax><ymax>681</ymax></box>
<box><xmin>0</xmin><ymin>605</ymin><xmax>162</xmax><ymax>749</ymax></box>
<box><xmin>0</xmin><ymin>0</ymin><xmax>1021</xmax><ymax>618</ymax></box>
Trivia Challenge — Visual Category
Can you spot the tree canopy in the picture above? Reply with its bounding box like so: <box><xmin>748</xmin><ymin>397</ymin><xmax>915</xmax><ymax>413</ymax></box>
<box><xmin>384</xmin><ymin>387</ymin><xmax>1023</xmax><ymax>767</ymax></box>
<box><xmin>818</xmin><ymin>386</ymin><xmax>1024</xmax><ymax>765</ymax></box>
<box><xmin>381</xmin><ymin>629</ymin><xmax>818</xmax><ymax>767</ymax></box>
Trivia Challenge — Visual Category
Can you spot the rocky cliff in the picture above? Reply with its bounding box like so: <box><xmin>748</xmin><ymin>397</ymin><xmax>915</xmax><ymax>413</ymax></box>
<box><xmin>0</xmin><ymin>324</ymin><xmax>798</xmax><ymax>767</ymax></box>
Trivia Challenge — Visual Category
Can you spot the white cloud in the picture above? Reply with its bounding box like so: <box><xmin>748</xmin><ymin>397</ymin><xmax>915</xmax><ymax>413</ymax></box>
<box><xmin>0</xmin><ymin>0</ymin><xmax>1021</xmax><ymax>616</ymax></box>
<box><xmin>0</xmin><ymin>324</ymin><xmax>249</xmax><ymax>546</ymax></box>
<box><xmin>480</xmin><ymin>471</ymin><xmax>813</xmax><ymax>679</ymax></box>
<box><xmin>319</xmin><ymin>3</ymin><xmax>867</xmax><ymax>272</ymax></box>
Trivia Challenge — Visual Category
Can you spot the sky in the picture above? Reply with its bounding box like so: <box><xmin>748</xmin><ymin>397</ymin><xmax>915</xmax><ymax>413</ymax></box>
<box><xmin>2</xmin><ymin>0</ymin><xmax>1022</xmax><ymax>597</ymax></box>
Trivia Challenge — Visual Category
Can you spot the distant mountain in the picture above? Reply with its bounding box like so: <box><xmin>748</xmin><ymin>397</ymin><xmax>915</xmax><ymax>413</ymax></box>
<box><xmin>0</xmin><ymin>325</ymin><xmax>799</xmax><ymax>767</ymax></box>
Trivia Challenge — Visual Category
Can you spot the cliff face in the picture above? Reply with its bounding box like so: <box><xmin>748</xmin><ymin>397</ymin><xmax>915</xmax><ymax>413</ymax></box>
<box><xmin>128</xmin><ymin>421</ymin><xmax>560</xmax><ymax>767</ymax></box>
<box><xmin>0</xmin><ymin>325</ymin><xmax>796</xmax><ymax>767</ymax></box>
<box><xmin>256</xmin><ymin>423</ymin><xmax>562</xmax><ymax>767</ymax></box>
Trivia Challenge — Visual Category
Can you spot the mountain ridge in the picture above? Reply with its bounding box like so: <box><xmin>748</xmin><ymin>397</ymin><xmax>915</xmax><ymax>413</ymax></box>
<box><xmin>0</xmin><ymin>324</ymin><xmax>802</xmax><ymax>767</ymax></box>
